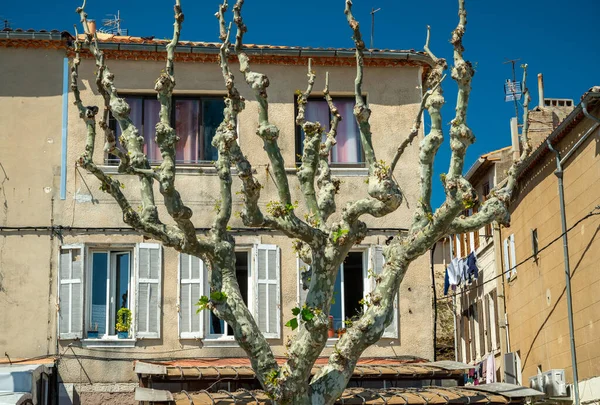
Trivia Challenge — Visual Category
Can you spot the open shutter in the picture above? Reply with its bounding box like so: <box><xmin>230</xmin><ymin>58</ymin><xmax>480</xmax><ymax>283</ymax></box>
<box><xmin>297</xmin><ymin>257</ymin><xmax>310</xmax><ymax>307</ymax></box>
<box><xmin>179</xmin><ymin>253</ymin><xmax>204</xmax><ymax>339</ymax></box>
<box><xmin>503</xmin><ymin>238</ymin><xmax>510</xmax><ymax>279</ymax></box>
<box><xmin>58</xmin><ymin>244</ymin><xmax>85</xmax><ymax>340</ymax></box>
<box><xmin>254</xmin><ymin>244</ymin><xmax>280</xmax><ymax>339</ymax></box>
<box><xmin>509</xmin><ymin>234</ymin><xmax>517</xmax><ymax>276</ymax></box>
<box><xmin>136</xmin><ymin>243</ymin><xmax>162</xmax><ymax>339</ymax></box>
<box><xmin>371</xmin><ymin>246</ymin><xmax>398</xmax><ymax>339</ymax></box>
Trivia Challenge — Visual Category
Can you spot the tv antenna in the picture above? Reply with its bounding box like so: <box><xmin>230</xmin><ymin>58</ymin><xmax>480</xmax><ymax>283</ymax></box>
<box><xmin>370</xmin><ymin>7</ymin><xmax>381</xmax><ymax>50</ymax></box>
<box><xmin>0</xmin><ymin>17</ymin><xmax>12</xmax><ymax>30</ymax></box>
<box><xmin>503</xmin><ymin>58</ymin><xmax>522</xmax><ymax>125</ymax></box>
<box><xmin>99</xmin><ymin>11</ymin><xmax>128</xmax><ymax>36</ymax></box>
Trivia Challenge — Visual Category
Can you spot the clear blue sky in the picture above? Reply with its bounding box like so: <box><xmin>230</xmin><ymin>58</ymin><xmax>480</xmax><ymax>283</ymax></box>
<box><xmin>3</xmin><ymin>0</ymin><xmax>598</xmax><ymax>206</ymax></box>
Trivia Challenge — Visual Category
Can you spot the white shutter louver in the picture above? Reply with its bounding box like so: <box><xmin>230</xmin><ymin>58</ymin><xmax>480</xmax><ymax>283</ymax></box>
<box><xmin>58</xmin><ymin>244</ymin><xmax>85</xmax><ymax>340</ymax></box>
<box><xmin>503</xmin><ymin>238</ymin><xmax>510</xmax><ymax>279</ymax></box>
<box><xmin>509</xmin><ymin>234</ymin><xmax>517</xmax><ymax>276</ymax></box>
<box><xmin>254</xmin><ymin>244</ymin><xmax>280</xmax><ymax>339</ymax></box>
<box><xmin>136</xmin><ymin>243</ymin><xmax>162</xmax><ymax>339</ymax></box>
<box><xmin>297</xmin><ymin>257</ymin><xmax>310</xmax><ymax>307</ymax></box>
<box><xmin>371</xmin><ymin>246</ymin><xmax>398</xmax><ymax>339</ymax></box>
<box><xmin>179</xmin><ymin>253</ymin><xmax>204</xmax><ymax>339</ymax></box>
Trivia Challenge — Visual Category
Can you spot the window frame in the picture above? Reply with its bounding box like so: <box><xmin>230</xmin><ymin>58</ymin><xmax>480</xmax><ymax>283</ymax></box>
<box><xmin>204</xmin><ymin>248</ymin><xmax>254</xmax><ymax>341</ymax></box>
<box><xmin>107</xmin><ymin>94</ymin><xmax>227</xmax><ymax>166</ymax></box>
<box><xmin>294</xmin><ymin>95</ymin><xmax>366</xmax><ymax>167</ymax></box>
<box><xmin>86</xmin><ymin>247</ymin><xmax>135</xmax><ymax>339</ymax></box>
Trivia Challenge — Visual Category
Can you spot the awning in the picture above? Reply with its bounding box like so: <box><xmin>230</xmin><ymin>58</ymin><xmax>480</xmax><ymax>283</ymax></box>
<box><xmin>135</xmin><ymin>384</ymin><xmax>544</xmax><ymax>405</ymax></box>
<box><xmin>135</xmin><ymin>358</ymin><xmax>471</xmax><ymax>381</ymax></box>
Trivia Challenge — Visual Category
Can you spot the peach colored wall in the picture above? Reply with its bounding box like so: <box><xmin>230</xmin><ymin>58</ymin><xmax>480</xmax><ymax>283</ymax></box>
<box><xmin>503</xmin><ymin>105</ymin><xmax>600</xmax><ymax>384</ymax></box>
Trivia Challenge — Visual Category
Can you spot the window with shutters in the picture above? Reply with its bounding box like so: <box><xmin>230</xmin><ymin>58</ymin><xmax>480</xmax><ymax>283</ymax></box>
<box><xmin>297</xmin><ymin>246</ymin><xmax>398</xmax><ymax>340</ymax></box>
<box><xmin>503</xmin><ymin>234</ymin><xmax>517</xmax><ymax>279</ymax></box>
<box><xmin>58</xmin><ymin>243</ymin><xmax>162</xmax><ymax>342</ymax></box>
<box><xmin>88</xmin><ymin>249</ymin><xmax>133</xmax><ymax>337</ymax></box>
<box><xmin>178</xmin><ymin>245</ymin><xmax>281</xmax><ymax>342</ymax></box>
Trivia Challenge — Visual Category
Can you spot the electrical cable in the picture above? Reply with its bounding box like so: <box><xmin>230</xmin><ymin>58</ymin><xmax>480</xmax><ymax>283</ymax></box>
<box><xmin>438</xmin><ymin>204</ymin><xmax>600</xmax><ymax>301</ymax></box>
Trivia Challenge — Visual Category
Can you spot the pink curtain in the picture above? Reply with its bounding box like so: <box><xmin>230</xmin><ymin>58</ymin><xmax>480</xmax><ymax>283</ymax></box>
<box><xmin>303</xmin><ymin>99</ymin><xmax>362</xmax><ymax>164</ymax></box>
<box><xmin>142</xmin><ymin>99</ymin><xmax>161</xmax><ymax>163</ymax></box>
<box><xmin>175</xmin><ymin>100</ymin><xmax>200</xmax><ymax>163</ymax></box>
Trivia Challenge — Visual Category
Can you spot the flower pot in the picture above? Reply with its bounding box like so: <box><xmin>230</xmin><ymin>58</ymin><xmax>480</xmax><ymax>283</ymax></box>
<box><xmin>328</xmin><ymin>316</ymin><xmax>335</xmax><ymax>338</ymax></box>
<box><xmin>117</xmin><ymin>331</ymin><xmax>129</xmax><ymax>339</ymax></box>
<box><xmin>87</xmin><ymin>331</ymin><xmax>99</xmax><ymax>339</ymax></box>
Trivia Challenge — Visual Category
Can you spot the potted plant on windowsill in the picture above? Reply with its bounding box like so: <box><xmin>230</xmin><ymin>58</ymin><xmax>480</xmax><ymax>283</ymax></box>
<box><xmin>116</xmin><ymin>307</ymin><xmax>132</xmax><ymax>339</ymax></box>
<box><xmin>87</xmin><ymin>323</ymin><xmax>99</xmax><ymax>339</ymax></box>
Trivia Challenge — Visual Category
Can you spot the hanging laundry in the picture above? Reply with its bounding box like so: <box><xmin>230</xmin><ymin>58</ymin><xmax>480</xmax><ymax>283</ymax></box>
<box><xmin>447</xmin><ymin>257</ymin><xmax>466</xmax><ymax>286</ymax></box>
<box><xmin>466</xmin><ymin>251</ymin><xmax>479</xmax><ymax>283</ymax></box>
<box><xmin>485</xmin><ymin>354</ymin><xmax>496</xmax><ymax>384</ymax></box>
<box><xmin>444</xmin><ymin>268</ymin><xmax>450</xmax><ymax>295</ymax></box>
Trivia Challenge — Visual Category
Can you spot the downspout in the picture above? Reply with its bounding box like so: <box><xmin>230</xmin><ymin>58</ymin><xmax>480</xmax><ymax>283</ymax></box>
<box><xmin>60</xmin><ymin>57</ymin><xmax>69</xmax><ymax>200</ymax></box>
<box><xmin>449</xmin><ymin>236</ymin><xmax>458</xmax><ymax>362</ymax></box>
<box><xmin>546</xmin><ymin>140</ymin><xmax>580</xmax><ymax>405</ymax></box>
<box><xmin>430</xmin><ymin>242</ymin><xmax>438</xmax><ymax>361</ymax></box>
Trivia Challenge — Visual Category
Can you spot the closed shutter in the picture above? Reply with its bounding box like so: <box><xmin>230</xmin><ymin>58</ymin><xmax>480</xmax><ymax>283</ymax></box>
<box><xmin>179</xmin><ymin>253</ymin><xmax>204</xmax><ymax>339</ymax></box>
<box><xmin>370</xmin><ymin>246</ymin><xmax>398</xmax><ymax>339</ymax></box>
<box><xmin>297</xmin><ymin>257</ymin><xmax>310</xmax><ymax>307</ymax></box>
<box><xmin>58</xmin><ymin>245</ymin><xmax>85</xmax><ymax>340</ymax></box>
<box><xmin>503</xmin><ymin>238</ymin><xmax>510</xmax><ymax>279</ymax></box>
<box><xmin>509</xmin><ymin>234</ymin><xmax>517</xmax><ymax>276</ymax></box>
<box><xmin>254</xmin><ymin>244</ymin><xmax>280</xmax><ymax>339</ymax></box>
<box><xmin>136</xmin><ymin>243</ymin><xmax>162</xmax><ymax>339</ymax></box>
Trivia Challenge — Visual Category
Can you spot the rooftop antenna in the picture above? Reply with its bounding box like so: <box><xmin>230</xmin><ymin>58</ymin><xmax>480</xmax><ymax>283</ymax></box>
<box><xmin>503</xmin><ymin>58</ymin><xmax>522</xmax><ymax>126</ymax></box>
<box><xmin>99</xmin><ymin>11</ymin><xmax>128</xmax><ymax>36</ymax></box>
<box><xmin>0</xmin><ymin>17</ymin><xmax>12</xmax><ymax>30</ymax></box>
<box><xmin>370</xmin><ymin>7</ymin><xmax>381</xmax><ymax>50</ymax></box>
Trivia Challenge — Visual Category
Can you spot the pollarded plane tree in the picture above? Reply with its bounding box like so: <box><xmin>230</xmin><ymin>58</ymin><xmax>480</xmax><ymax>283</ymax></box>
<box><xmin>71</xmin><ymin>0</ymin><xmax>530</xmax><ymax>403</ymax></box>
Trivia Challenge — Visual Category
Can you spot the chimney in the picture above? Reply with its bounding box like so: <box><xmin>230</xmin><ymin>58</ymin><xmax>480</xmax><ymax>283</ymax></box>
<box><xmin>538</xmin><ymin>73</ymin><xmax>544</xmax><ymax>109</ymax></box>
<box><xmin>510</xmin><ymin>117</ymin><xmax>519</xmax><ymax>161</ymax></box>
<box><xmin>88</xmin><ymin>19</ymin><xmax>96</xmax><ymax>35</ymax></box>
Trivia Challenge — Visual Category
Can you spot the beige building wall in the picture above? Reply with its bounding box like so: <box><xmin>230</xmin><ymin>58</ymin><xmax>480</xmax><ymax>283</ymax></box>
<box><xmin>0</xmin><ymin>41</ymin><xmax>435</xmax><ymax>388</ymax></box>
<box><xmin>502</xmin><ymin>102</ymin><xmax>600</xmax><ymax>390</ymax></box>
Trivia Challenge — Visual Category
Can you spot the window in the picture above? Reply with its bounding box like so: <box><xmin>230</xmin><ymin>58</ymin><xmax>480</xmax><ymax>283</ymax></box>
<box><xmin>297</xmin><ymin>246</ymin><xmax>398</xmax><ymax>339</ymax></box>
<box><xmin>295</xmin><ymin>97</ymin><xmax>363</xmax><ymax>164</ymax></box>
<box><xmin>109</xmin><ymin>96</ymin><xmax>225</xmax><ymax>165</ymax></box>
<box><xmin>531</xmin><ymin>228</ymin><xmax>539</xmax><ymax>262</ymax></box>
<box><xmin>58</xmin><ymin>243</ymin><xmax>162</xmax><ymax>341</ymax></box>
<box><xmin>178</xmin><ymin>245</ymin><xmax>281</xmax><ymax>340</ymax></box>
<box><xmin>89</xmin><ymin>249</ymin><xmax>132</xmax><ymax>336</ymax></box>
<box><xmin>503</xmin><ymin>234</ymin><xmax>517</xmax><ymax>279</ymax></box>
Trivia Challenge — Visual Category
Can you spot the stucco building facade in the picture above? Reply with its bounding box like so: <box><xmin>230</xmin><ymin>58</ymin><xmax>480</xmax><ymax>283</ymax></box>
<box><xmin>0</xmin><ymin>29</ymin><xmax>436</xmax><ymax>402</ymax></box>
<box><xmin>501</xmin><ymin>87</ymin><xmax>600</xmax><ymax>403</ymax></box>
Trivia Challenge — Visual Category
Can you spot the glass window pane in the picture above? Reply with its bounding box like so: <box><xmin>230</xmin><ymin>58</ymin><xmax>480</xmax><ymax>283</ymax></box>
<box><xmin>143</xmin><ymin>99</ymin><xmax>161</xmax><ymax>163</ymax></box>
<box><xmin>115</xmin><ymin>252</ymin><xmax>130</xmax><ymax>312</ymax></box>
<box><xmin>343</xmin><ymin>252</ymin><xmax>364</xmax><ymax>321</ymax></box>
<box><xmin>210</xmin><ymin>313</ymin><xmax>225</xmax><ymax>335</ymax></box>
<box><xmin>175</xmin><ymin>100</ymin><xmax>200</xmax><ymax>164</ymax></box>
<box><xmin>331</xmin><ymin>100</ymin><xmax>362</xmax><ymax>163</ymax></box>
<box><xmin>201</xmin><ymin>99</ymin><xmax>225</xmax><ymax>162</ymax></box>
<box><xmin>331</xmin><ymin>266</ymin><xmax>343</xmax><ymax>331</ymax></box>
<box><xmin>91</xmin><ymin>252</ymin><xmax>108</xmax><ymax>336</ymax></box>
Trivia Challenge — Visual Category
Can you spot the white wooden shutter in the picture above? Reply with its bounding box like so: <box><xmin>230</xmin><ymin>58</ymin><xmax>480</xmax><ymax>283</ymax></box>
<box><xmin>254</xmin><ymin>244</ymin><xmax>280</xmax><ymax>339</ymax></box>
<box><xmin>179</xmin><ymin>253</ymin><xmax>204</xmax><ymax>339</ymax></box>
<box><xmin>503</xmin><ymin>238</ymin><xmax>510</xmax><ymax>279</ymax></box>
<box><xmin>370</xmin><ymin>246</ymin><xmax>398</xmax><ymax>339</ymax></box>
<box><xmin>297</xmin><ymin>257</ymin><xmax>310</xmax><ymax>307</ymax></box>
<box><xmin>136</xmin><ymin>243</ymin><xmax>162</xmax><ymax>339</ymax></box>
<box><xmin>58</xmin><ymin>244</ymin><xmax>85</xmax><ymax>340</ymax></box>
<box><xmin>509</xmin><ymin>234</ymin><xmax>517</xmax><ymax>276</ymax></box>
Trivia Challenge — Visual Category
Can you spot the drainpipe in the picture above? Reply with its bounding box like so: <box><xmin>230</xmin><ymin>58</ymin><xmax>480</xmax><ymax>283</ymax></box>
<box><xmin>582</xmin><ymin>99</ymin><xmax>600</xmax><ymax>124</ymax></box>
<box><xmin>60</xmin><ymin>57</ymin><xmax>69</xmax><ymax>200</ymax></box>
<box><xmin>449</xmin><ymin>236</ymin><xmax>459</xmax><ymax>362</ymax></box>
<box><xmin>430</xmin><ymin>242</ymin><xmax>438</xmax><ymax>361</ymax></box>
<box><xmin>546</xmin><ymin>140</ymin><xmax>580</xmax><ymax>405</ymax></box>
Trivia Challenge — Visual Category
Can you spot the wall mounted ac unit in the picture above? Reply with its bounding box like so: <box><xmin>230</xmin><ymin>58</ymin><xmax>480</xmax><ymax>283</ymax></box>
<box><xmin>529</xmin><ymin>369</ymin><xmax>568</xmax><ymax>397</ymax></box>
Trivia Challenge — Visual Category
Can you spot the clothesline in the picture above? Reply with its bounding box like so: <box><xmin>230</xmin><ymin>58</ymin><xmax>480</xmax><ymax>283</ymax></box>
<box><xmin>443</xmin><ymin>250</ymin><xmax>479</xmax><ymax>295</ymax></box>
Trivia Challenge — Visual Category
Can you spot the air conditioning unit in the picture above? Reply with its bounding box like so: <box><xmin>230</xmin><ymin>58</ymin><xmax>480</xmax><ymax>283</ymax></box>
<box><xmin>529</xmin><ymin>369</ymin><xmax>568</xmax><ymax>397</ymax></box>
<box><xmin>543</xmin><ymin>369</ymin><xmax>567</xmax><ymax>397</ymax></box>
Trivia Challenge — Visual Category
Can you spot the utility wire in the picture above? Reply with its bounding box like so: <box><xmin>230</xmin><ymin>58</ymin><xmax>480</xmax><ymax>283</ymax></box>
<box><xmin>438</xmin><ymin>205</ymin><xmax>600</xmax><ymax>301</ymax></box>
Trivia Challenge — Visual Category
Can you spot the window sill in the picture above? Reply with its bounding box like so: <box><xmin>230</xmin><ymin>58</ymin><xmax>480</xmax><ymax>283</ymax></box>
<box><xmin>285</xmin><ymin>166</ymin><xmax>369</xmax><ymax>177</ymax></box>
<box><xmin>99</xmin><ymin>165</ymin><xmax>249</xmax><ymax>176</ymax></box>
<box><xmin>202</xmin><ymin>338</ymin><xmax>240</xmax><ymax>348</ymax></box>
<box><xmin>81</xmin><ymin>338</ymin><xmax>136</xmax><ymax>348</ymax></box>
